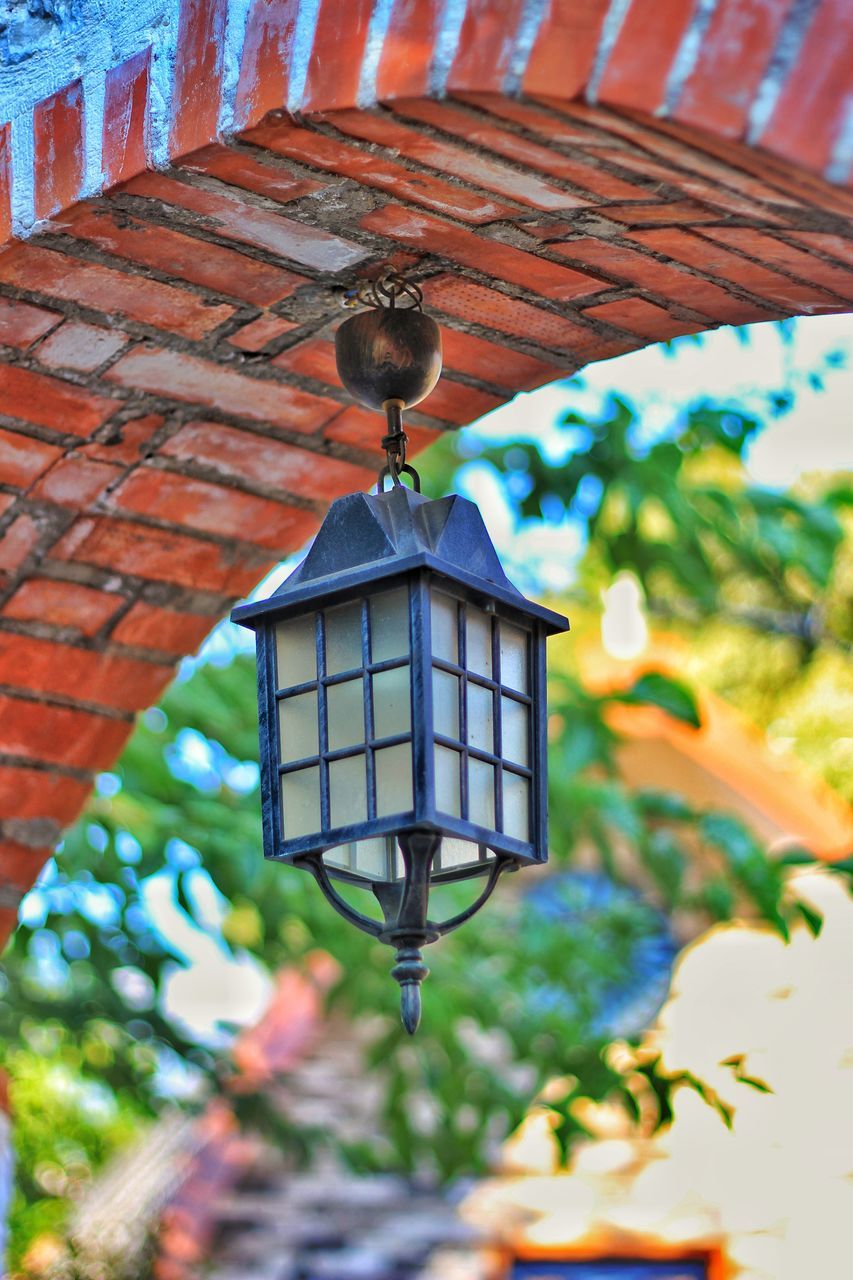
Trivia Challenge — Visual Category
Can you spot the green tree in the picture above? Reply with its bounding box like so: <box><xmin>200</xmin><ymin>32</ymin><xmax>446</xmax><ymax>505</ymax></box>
<box><xmin>2</xmin><ymin>367</ymin><xmax>851</xmax><ymax>1267</ymax></box>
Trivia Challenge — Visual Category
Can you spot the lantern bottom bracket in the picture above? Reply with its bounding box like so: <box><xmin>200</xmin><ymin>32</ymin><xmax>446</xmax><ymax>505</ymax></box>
<box><xmin>299</xmin><ymin>831</ymin><xmax>510</xmax><ymax>1035</ymax></box>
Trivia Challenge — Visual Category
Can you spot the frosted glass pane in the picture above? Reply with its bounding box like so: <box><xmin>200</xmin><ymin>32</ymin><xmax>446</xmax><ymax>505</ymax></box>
<box><xmin>278</xmin><ymin>691</ymin><xmax>318</xmax><ymax>764</ymax></box>
<box><xmin>432</xmin><ymin>668</ymin><xmax>460</xmax><ymax>740</ymax></box>
<box><xmin>466</xmin><ymin>609</ymin><xmax>493</xmax><ymax>678</ymax></box>
<box><xmin>503</xmin><ymin>770</ymin><xmax>530</xmax><ymax>843</ymax></box>
<box><xmin>327</xmin><ymin>678</ymin><xmax>365</xmax><ymax>751</ymax></box>
<box><xmin>438</xmin><ymin>837</ymin><xmax>482</xmax><ymax>872</ymax></box>
<box><xmin>373</xmin><ymin>665</ymin><xmax>411</xmax><ymax>740</ymax></box>
<box><xmin>467</xmin><ymin>682</ymin><xmax>494</xmax><ymax>754</ymax></box>
<box><xmin>469</xmin><ymin>757</ymin><xmax>495</xmax><ymax>830</ymax></box>
<box><xmin>370</xmin><ymin>588</ymin><xmax>410</xmax><ymax>662</ymax></box>
<box><xmin>325</xmin><ymin>601</ymin><xmax>363</xmax><ymax>674</ymax></box>
<box><xmin>329</xmin><ymin>754</ymin><xmax>367</xmax><ymax>828</ymax></box>
<box><xmin>375</xmin><ymin>743</ymin><xmax>413</xmax><ymax>816</ymax></box>
<box><xmin>434</xmin><ymin>745</ymin><xmax>461</xmax><ymax>817</ymax></box>
<box><xmin>323</xmin><ymin>845</ymin><xmax>352</xmax><ymax>873</ymax></box>
<box><xmin>500</xmin><ymin>621</ymin><xmax>528</xmax><ymax>692</ymax></box>
<box><xmin>431</xmin><ymin>593</ymin><xmax>458</xmax><ymax>663</ymax></box>
<box><xmin>275</xmin><ymin>614</ymin><xmax>316</xmax><ymax>689</ymax></box>
<box><xmin>501</xmin><ymin>696</ymin><xmax>529</xmax><ymax>766</ymax></box>
<box><xmin>353</xmin><ymin>836</ymin><xmax>395</xmax><ymax>880</ymax></box>
<box><xmin>281</xmin><ymin>766</ymin><xmax>320</xmax><ymax>839</ymax></box>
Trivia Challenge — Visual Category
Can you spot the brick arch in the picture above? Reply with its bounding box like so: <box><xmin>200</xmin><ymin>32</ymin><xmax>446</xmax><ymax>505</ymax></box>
<box><xmin>0</xmin><ymin>1</ymin><xmax>852</xmax><ymax>941</ymax></box>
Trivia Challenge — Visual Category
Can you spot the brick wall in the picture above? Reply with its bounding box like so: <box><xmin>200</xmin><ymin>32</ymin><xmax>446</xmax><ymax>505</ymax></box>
<box><xmin>0</xmin><ymin>1</ymin><xmax>852</xmax><ymax>943</ymax></box>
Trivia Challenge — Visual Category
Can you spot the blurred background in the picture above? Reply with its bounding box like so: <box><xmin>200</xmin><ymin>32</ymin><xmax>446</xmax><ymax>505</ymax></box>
<box><xmin>1</xmin><ymin>314</ymin><xmax>851</xmax><ymax>1280</ymax></box>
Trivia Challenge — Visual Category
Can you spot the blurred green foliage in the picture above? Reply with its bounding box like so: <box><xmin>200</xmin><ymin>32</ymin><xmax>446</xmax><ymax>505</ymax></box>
<box><xmin>2</xmin><ymin>374</ymin><xmax>851</xmax><ymax>1271</ymax></box>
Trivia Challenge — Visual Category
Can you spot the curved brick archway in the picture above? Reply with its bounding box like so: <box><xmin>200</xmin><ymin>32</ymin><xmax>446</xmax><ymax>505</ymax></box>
<box><xmin>0</xmin><ymin>1</ymin><xmax>852</xmax><ymax>942</ymax></box>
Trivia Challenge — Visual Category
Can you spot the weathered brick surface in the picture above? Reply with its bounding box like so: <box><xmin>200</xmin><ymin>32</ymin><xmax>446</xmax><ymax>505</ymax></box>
<box><xmin>1</xmin><ymin>48</ymin><xmax>852</xmax><ymax>931</ymax></box>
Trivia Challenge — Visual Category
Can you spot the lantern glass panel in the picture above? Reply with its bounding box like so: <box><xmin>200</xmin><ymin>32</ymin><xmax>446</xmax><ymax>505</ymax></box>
<box><xmin>275</xmin><ymin>614</ymin><xmax>316</xmax><ymax>687</ymax></box>
<box><xmin>370</xmin><ymin>588</ymin><xmax>410</xmax><ymax>662</ymax></box>
<box><xmin>466</xmin><ymin>608</ymin><xmax>493</xmax><ymax>678</ymax></box>
<box><xmin>501</xmin><ymin>695</ymin><xmax>529</xmax><ymax>766</ymax></box>
<box><xmin>278</xmin><ymin>690</ymin><xmax>318</xmax><ymax>764</ymax></box>
<box><xmin>281</xmin><ymin>765</ymin><xmax>320</xmax><ymax>839</ymax></box>
<box><xmin>435</xmin><ymin>744</ymin><xmax>462</xmax><ymax>817</ymax></box>
<box><xmin>503</xmin><ymin>770</ymin><xmax>530</xmax><ymax>843</ymax></box>
<box><xmin>467</xmin><ymin>682</ymin><xmax>494</xmax><ymax>754</ymax></box>
<box><xmin>432</xmin><ymin>668</ymin><xmax>460</xmax><ymax>740</ymax></box>
<box><xmin>431</xmin><ymin>593</ymin><xmax>458</xmax><ymax>663</ymax></box>
<box><xmin>372</xmin><ymin>665</ymin><xmax>411</xmax><ymax>739</ymax></box>
<box><xmin>327</xmin><ymin>678</ymin><xmax>366</xmax><ymax>751</ymax></box>
<box><xmin>500</xmin><ymin>621</ymin><xmax>528</xmax><ymax>693</ymax></box>
<box><xmin>468</xmin><ymin>757</ymin><xmax>496</xmax><ymax>829</ymax></box>
<box><xmin>375</xmin><ymin>743</ymin><xmax>413</xmax><ymax>816</ymax></box>
<box><xmin>326</xmin><ymin>601</ymin><xmax>363</xmax><ymax>674</ymax></box>
<box><xmin>329</xmin><ymin>753</ymin><xmax>367</xmax><ymax>828</ymax></box>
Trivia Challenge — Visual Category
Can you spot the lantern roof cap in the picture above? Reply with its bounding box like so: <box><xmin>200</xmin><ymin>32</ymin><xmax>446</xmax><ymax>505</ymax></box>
<box><xmin>232</xmin><ymin>485</ymin><xmax>568</xmax><ymax>632</ymax></box>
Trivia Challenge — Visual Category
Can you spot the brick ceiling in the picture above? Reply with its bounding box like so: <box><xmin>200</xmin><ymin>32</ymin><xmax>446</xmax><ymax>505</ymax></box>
<box><xmin>0</xmin><ymin>0</ymin><xmax>852</xmax><ymax>939</ymax></box>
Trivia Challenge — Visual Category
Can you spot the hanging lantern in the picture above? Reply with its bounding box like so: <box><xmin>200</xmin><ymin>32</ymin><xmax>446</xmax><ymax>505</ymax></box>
<box><xmin>232</xmin><ymin>273</ymin><xmax>568</xmax><ymax>1033</ymax></box>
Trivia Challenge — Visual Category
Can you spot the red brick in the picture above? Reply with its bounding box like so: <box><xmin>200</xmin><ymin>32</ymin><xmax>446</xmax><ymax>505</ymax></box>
<box><xmin>121</xmin><ymin>171</ymin><xmax>367</xmax><ymax>272</ymax></box>
<box><xmin>111</xmin><ymin>467</ymin><xmax>320</xmax><ymax>551</ymax></box>
<box><xmin>0</xmin><ymin>364</ymin><xmax>117</xmax><ymax>438</ymax></box>
<box><xmin>440</xmin><ymin>327</ymin><xmax>560</xmax><ymax>392</ymax></box>
<box><xmin>227</xmin><ymin>314</ymin><xmax>297</xmax><ymax>352</ymax></box>
<box><xmin>105</xmin><ymin>346</ymin><xmax>340</xmax><ymax>434</ymax></box>
<box><xmin>701</xmin><ymin>228</ymin><xmax>853</xmax><ymax>302</ymax></box>
<box><xmin>302</xmin><ymin>0</ymin><xmax>373</xmax><ymax>112</ymax></box>
<box><xmin>0</xmin><ymin>765</ymin><xmax>91</xmax><ymax>824</ymax></box>
<box><xmin>552</xmin><ymin>238</ymin><xmax>778</xmax><ymax>325</ymax></box>
<box><xmin>325</xmin><ymin>108</ymin><xmax>590</xmax><ymax>212</ymax></box>
<box><xmin>51</xmin><ymin>515</ymin><xmax>272</xmax><ymax>595</ymax></box>
<box><xmin>0</xmin><ymin>693</ymin><xmax>133</xmax><ymax>770</ymax></box>
<box><xmin>234</xmin><ymin>0</ymin><xmax>300</xmax><ymax>130</ymax></box>
<box><xmin>243</xmin><ymin>119</ymin><xmax>519</xmax><ymax>223</ymax></box>
<box><xmin>0</xmin><ymin>243</ymin><xmax>235</xmax><ymax>340</ymax></box>
<box><xmin>62</xmin><ymin>204</ymin><xmax>308</xmax><ymax>307</ymax></box>
<box><xmin>601</xmin><ymin>201</ymin><xmax>724</xmax><ymax>225</ymax></box>
<box><xmin>161</xmin><ymin>420</ymin><xmax>374</xmax><ymax>503</ymax></box>
<box><xmin>34</xmin><ymin>80</ymin><xmax>84</xmax><ymax>220</ymax></box>
<box><xmin>323</xmin><ymin>405</ymin><xmax>440</xmax><ymax>455</ymax></box>
<box><xmin>675</xmin><ymin>0</ymin><xmax>796</xmax><ymax>138</ymax></box>
<box><xmin>761</xmin><ymin>0</ymin><xmax>853</xmax><ymax>176</ymax></box>
<box><xmin>0</xmin><ymin>428</ymin><xmax>62</xmax><ymax>488</ymax></box>
<box><xmin>0</xmin><ymin>906</ymin><xmax>18</xmax><ymax>946</ymax></box>
<box><xmin>0</xmin><ymin>298</ymin><xmax>61</xmax><ymax>350</ymax></box>
<box><xmin>36</xmin><ymin>321</ymin><xmax>127</xmax><ymax>372</ymax></box>
<box><xmin>0</xmin><ymin>514</ymin><xmax>41</xmax><ymax>575</ymax></box>
<box><xmin>30</xmin><ymin>456</ymin><xmax>122</xmax><ymax>507</ymax></box>
<box><xmin>103</xmin><ymin>47</ymin><xmax>151</xmax><ymax>188</ymax></box>
<box><xmin>786</xmin><ymin>232</ymin><xmax>853</xmax><ymax>270</ymax></box>
<box><xmin>361</xmin><ymin>206</ymin><xmax>608</xmax><ymax>303</ymax></box>
<box><xmin>0</xmin><ymin>632</ymin><xmax>172</xmax><ymax>712</ymax></box>
<box><xmin>0</xmin><ymin>123</ymin><xmax>11</xmax><ymax>244</ymax></box>
<box><xmin>170</xmin><ymin>0</ymin><xmax>228</xmax><ymax>156</ymax></box>
<box><xmin>420</xmin><ymin>274</ymin><xmax>600</xmax><ymax>356</ymax></box>
<box><xmin>0</xmin><ymin>842</ymin><xmax>52</xmax><ymax>892</ymax></box>
<box><xmin>388</xmin><ymin>99</ymin><xmax>651</xmax><ymax>201</ymax></box>
<box><xmin>523</xmin><ymin>0</ymin><xmax>609</xmax><ymax>99</ymax></box>
<box><xmin>376</xmin><ymin>0</ymin><xmax>443</xmax><ymax>100</ymax></box>
<box><xmin>272</xmin><ymin>337</ymin><xmax>341</xmax><ymax>385</ymax></box>
<box><xmin>2</xmin><ymin>577</ymin><xmax>123</xmax><ymax>636</ymax></box>
<box><xmin>628</xmin><ymin>228</ymin><xmax>846</xmax><ymax>314</ymax></box>
<box><xmin>583</xmin><ymin>297</ymin><xmax>704</xmax><ymax>341</ymax></box>
<box><xmin>80</xmin><ymin>414</ymin><xmax>165</xmax><ymax>466</ymax></box>
<box><xmin>0</xmin><ymin>494</ymin><xmax>13</xmax><ymax>519</ymax></box>
<box><xmin>419</xmin><ymin>379</ymin><xmax>502</xmax><ymax>425</ymax></box>
<box><xmin>598</xmin><ymin>0</ymin><xmax>695</xmax><ymax>114</ymax></box>
<box><xmin>452</xmin><ymin>93</ymin><xmax>613</xmax><ymax>147</ymax></box>
<box><xmin>179</xmin><ymin>143</ymin><xmax>321</xmax><ymax>204</ymax></box>
<box><xmin>112</xmin><ymin>602</ymin><xmax>217</xmax><ymax>654</ymax></box>
<box><xmin>447</xmin><ymin>0</ymin><xmax>527</xmax><ymax>92</ymax></box>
